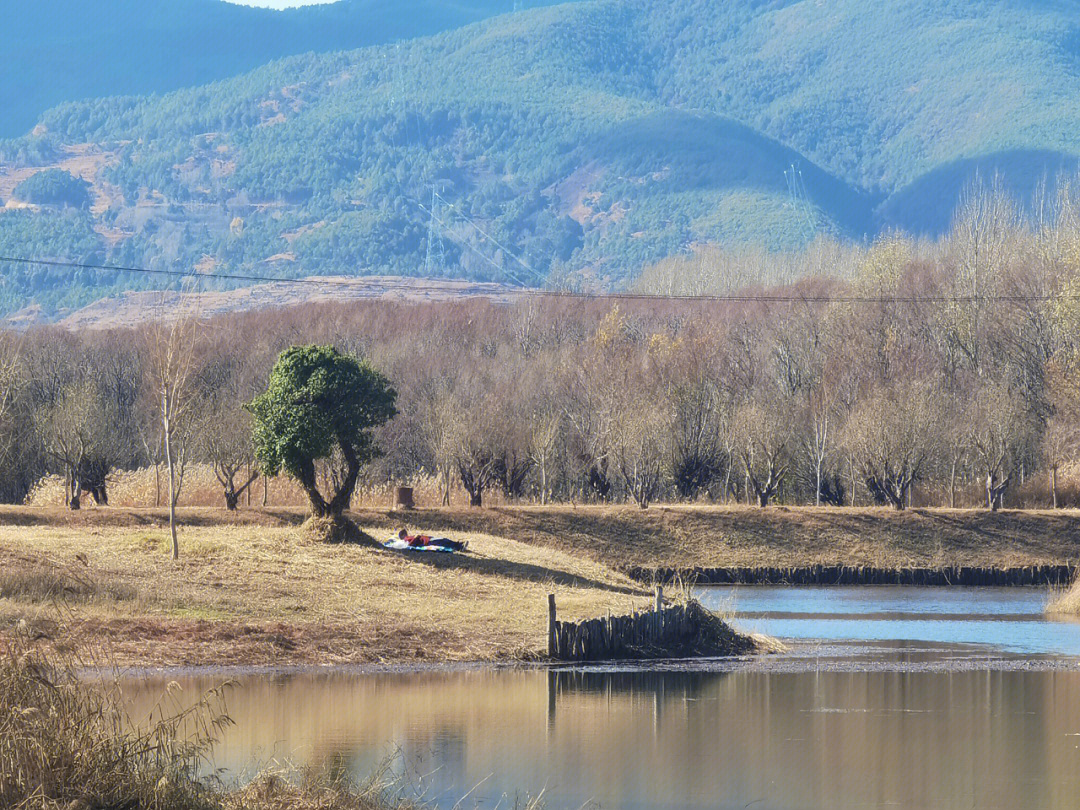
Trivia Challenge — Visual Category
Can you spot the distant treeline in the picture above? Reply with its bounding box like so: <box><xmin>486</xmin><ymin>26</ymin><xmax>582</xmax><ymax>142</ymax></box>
<box><xmin>4</xmin><ymin>182</ymin><xmax>1080</xmax><ymax>512</ymax></box>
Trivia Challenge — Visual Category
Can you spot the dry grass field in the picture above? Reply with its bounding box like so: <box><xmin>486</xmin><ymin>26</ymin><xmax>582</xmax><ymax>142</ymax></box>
<box><xmin>0</xmin><ymin>507</ymin><xmax>649</xmax><ymax>667</ymax></box>
<box><xmin>2</xmin><ymin>503</ymin><xmax>1079</xmax><ymax>666</ymax></box>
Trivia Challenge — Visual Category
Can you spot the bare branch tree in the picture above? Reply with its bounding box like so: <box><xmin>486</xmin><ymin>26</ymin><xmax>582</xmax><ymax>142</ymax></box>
<box><xmin>146</xmin><ymin>294</ymin><xmax>202</xmax><ymax>559</ymax></box>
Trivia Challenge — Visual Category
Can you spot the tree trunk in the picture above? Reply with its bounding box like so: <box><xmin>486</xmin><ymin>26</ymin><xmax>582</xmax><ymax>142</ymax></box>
<box><xmin>540</xmin><ymin>463</ymin><xmax>548</xmax><ymax>506</ymax></box>
<box><xmin>757</xmin><ymin>491</ymin><xmax>769</xmax><ymax>508</ymax></box>
<box><xmin>164</xmin><ymin>423</ymin><xmax>178</xmax><ymax>560</ymax></box>
<box><xmin>225</xmin><ymin>490</ymin><xmax>239</xmax><ymax>511</ymax></box>
<box><xmin>154</xmin><ymin>462</ymin><xmax>161</xmax><ymax>508</ymax></box>
<box><xmin>326</xmin><ymin>440</ymin><xmax>361</xmax><ymax>516</ymax></box>
<box><xmin>298</xmin><ymin>458</ymin><xmax>330</xmax><ymax>518</ymax></box>
<box><xmin>1052</xmin><ymin>467</ymin><xmax>1058</xmax><ymax>510</ymax></box>
<box><xmin>949</xmin><ymin>459</ymin><xmax>957</xmax><ymax>509</ymax></box>
<box><xmin>469</xmin><ymin>490</ymin><xmax>483</xmax><ymax>508</ymax></box>
<box><xmin>262</xmin><ymin>474</ymin><xmax>268</xmax><ymax>507</ymax></box>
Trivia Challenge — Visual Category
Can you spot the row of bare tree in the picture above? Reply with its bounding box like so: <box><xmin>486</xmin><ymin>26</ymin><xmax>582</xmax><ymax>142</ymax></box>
<box><xmin>3</xmin><ymin>179</ymin><xmax>1080</xmax><ymax>512</ymax></box>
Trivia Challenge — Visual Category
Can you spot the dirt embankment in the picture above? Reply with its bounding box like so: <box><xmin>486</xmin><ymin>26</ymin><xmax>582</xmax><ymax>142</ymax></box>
<box><xmin>2</xmin><ymin>504</ymin><xmax>1078</xmax><ymax>667</ymax></box>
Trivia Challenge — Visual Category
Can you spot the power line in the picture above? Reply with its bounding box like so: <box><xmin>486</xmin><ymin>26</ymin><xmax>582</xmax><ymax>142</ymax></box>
<box><xmin>3</xmin><ymin>254</ymin><xmax>1080</xmax><ymax>305</ymax></box>
<box><xmin>414</xmin><ymin>200</ymin><xmax>529</xmax><ymax>284</ymax></box>
<box><xmin>433</xmin><ymin>191</ymin><xmax>547</xmax><ymax>286</ymax></box>
<box><xmin>414</xmin><ymin>194</ymin><xmax>537</xmax><ymax>288</ymax></box>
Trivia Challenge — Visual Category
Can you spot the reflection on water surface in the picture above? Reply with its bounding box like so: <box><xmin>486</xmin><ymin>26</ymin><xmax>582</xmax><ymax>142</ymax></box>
<box><xmin>119</xmin><ymin>586</ymin><xmax>1080</xmax><ymax>810</ymax></box>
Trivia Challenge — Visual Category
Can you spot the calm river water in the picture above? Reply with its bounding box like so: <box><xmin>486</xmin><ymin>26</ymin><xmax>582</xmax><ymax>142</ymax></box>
<box><xmin>121</xmin><ymin>586</ymin><xmax>1080</xmax><ymax>810</ymax></box>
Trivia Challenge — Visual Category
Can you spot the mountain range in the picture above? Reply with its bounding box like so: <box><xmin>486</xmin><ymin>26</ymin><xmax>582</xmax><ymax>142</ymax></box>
<box><xmin>2</xmin><ymin>0</ymin><xmax>1080</xmax><ymax>316</ymax></box>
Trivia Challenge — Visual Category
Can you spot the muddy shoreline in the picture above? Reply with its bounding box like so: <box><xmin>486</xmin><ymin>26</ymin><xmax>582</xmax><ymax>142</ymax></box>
<box><xmin>96</xmin><ymin>640</ymin><xmax>1080</xmax><ymax>680</ymax></box>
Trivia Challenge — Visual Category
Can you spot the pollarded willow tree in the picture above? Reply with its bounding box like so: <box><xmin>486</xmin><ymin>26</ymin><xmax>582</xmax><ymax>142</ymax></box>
<box><xmin>247</xmin><ymin>345</ymin><xmax>397</xmax><ymax>531</ymax></box>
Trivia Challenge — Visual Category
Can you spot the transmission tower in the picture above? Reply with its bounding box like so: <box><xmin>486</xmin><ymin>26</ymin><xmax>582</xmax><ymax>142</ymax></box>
<box><xmin>424</xmin><ymin>185</ymin><xmax>447</xmax><ymax>276</ymax></box>
<box><xmin>784</xmin><ymin>162</ymin><xmax>817</xmax><ymax>240</ymax></box>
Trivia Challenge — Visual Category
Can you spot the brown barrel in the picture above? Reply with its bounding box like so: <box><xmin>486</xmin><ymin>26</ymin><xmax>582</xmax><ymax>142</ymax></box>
<box><xmin>393</xmin><ymin>486</ymin><xmax>415</xmax><ymax>510</ymax></box>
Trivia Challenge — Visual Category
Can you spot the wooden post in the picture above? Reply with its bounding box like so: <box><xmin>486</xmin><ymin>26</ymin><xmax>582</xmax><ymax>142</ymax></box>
<box><xmin>654</xmin><ymin>585</ymin><xmax>663</xmax><ymax>612</ymax></box>
<box><xmin>548</xmin><ymin>594</ymin><xmax>557</xmax><ymax>658</ymax></box>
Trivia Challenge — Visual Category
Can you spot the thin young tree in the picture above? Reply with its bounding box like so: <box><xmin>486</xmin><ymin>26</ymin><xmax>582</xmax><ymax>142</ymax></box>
<box><xmin>147</xmin><ymin>302</ymin><xmax>201</xmax><ymax>560</ymax></box>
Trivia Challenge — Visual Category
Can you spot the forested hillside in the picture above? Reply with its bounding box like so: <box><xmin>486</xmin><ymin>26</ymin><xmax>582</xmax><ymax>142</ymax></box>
<box><xmin>4</xmin><ymin>0</ymin><xmax>1080</xmax><ymax>315</ymax></box>
<box><xmin>2</xmin><ymin>0</ymin><xmax>568</xmax><ymax>138</ymax></box>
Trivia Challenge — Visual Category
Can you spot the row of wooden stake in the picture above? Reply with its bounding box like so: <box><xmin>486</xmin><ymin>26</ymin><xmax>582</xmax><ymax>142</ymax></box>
<box><xmin>547</xmin><ymin>587</ymin><xmax>706</xmax><ymax>661</ymax></box>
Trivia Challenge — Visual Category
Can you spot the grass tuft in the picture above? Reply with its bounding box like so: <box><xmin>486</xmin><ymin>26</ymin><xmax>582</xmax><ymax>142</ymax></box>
<box><xmin>0</xmin><ymin>638</ymin><xmax>227</xmax><ymax>810</ymax></box>
<box><xmin>1047</xmin><ymin>578</ymin><xmax>1080</xmax><ymax>614</ymax></box>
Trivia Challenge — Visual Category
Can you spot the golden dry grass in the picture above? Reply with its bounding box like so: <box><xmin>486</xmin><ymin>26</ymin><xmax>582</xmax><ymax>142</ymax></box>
<box><xmin>3</xmin><ymin>502</ymin><xmax>1078</xmax><ymax>666</ymax></box>
<box><xmin>345</xmin><ymin>503</ymin><xmax>1080</xmax><ymax>570</ymax></box>
<box><xmin>0</xmin><ymin>507</ymin><xmax>649</xmax><ymax>667</ymax></box>
<box><xmin>1047</xmin><ymin>578</ymin><xmax>1080</xmax><ymax>614</ymax></box>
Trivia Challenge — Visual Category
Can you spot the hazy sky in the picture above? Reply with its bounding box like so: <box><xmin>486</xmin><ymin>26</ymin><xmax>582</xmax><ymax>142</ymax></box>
<box><xmin>223</xmin><ymin>0</ymin><xmax>341</xmax><ymax>8</ymax></box>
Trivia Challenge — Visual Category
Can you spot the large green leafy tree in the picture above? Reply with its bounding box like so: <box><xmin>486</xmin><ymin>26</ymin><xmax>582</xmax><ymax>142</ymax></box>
<box><xmin>247</xmin><ymin>345</ymin><xmax>397</xmax><ymax>519</ymax></box>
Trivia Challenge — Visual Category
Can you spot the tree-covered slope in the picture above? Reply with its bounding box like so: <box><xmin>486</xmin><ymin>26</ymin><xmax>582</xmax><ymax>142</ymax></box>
<box><xmin>1</xmin><ymin>0</ymin><xmax>572</xmax><ymax>139</ymax></box>
<box><xmin>3</xmin><ymin>0</ymin><xmax>1080</xmax><ymax>315</ymax></box>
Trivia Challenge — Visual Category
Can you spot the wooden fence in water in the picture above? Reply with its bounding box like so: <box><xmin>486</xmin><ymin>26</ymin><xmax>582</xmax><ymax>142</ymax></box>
<box><xmin>547</xmin><ymin>588</ymin><xmax>707</xmax><ymax>662</ymax></box>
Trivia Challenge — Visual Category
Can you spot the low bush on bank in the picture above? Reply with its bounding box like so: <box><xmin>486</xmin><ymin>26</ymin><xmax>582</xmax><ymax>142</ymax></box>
<box><xmin>0</xmin><ymin>641</ymin><xmax>444</xmax><ymax>810</ymax></box>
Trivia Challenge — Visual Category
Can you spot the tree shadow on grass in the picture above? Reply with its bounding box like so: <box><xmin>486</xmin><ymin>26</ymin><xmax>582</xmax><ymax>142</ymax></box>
<box><xmin>383</xmin><ymin>547</ymin><xmax>644</xmax><ymax>596</ymax></box>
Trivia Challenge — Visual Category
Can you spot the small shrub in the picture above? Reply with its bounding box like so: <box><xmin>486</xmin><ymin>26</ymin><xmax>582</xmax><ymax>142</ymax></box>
<box><xmin>1047</xmin><ymin>578</ymin><xmax>1080</xmax><ymax>614</ymax></box>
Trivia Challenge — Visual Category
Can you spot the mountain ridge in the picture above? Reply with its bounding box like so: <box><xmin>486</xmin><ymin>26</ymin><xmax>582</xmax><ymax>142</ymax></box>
<box><xmin>2</xmin><ymin>0</ymin><xmax>1080</xmax><ymax>315</ymax></box>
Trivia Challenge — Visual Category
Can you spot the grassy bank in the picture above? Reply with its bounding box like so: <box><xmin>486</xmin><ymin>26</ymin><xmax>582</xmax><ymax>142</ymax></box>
<box><xmin>0</xmin><ymin>506</ymin><xmax>654</xmax><ymax>667</ymax></box>
<box><xmin>2</xmin><ymin>503</ymin><xmax>1077</xmax><ymax>666</ymax></box>
<box><xmin>338</xmin><ymin>504</ymin><xmax>1080</xmax><ymax>570</ymax></box>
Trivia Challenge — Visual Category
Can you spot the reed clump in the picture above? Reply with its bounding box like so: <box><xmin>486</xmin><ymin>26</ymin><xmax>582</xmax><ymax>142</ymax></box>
<box><xmin>0</xmin><ymin>641</ymin><xmax>226</xmax><ymax>809</ymax></box>
<box><xmin>1046</xmin><ymin>578</ymin><xmax>1080</xmax><ymax>614</ymax></box>
<box><xmin>0</xmin><ymin>639</ymin><xmax>439</xmax><ymax>810</ymax></box>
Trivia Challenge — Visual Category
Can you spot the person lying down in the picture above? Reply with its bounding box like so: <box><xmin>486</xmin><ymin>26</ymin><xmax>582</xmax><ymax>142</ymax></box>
<box><xmin>383</xmin><ymin>528</ymin><xmax>469</xmax><ymax>552</ymax></box>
